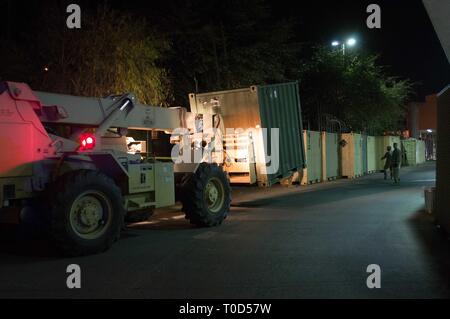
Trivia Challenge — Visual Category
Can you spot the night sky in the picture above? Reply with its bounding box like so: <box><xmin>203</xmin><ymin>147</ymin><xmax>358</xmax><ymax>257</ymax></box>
<box><xmin>109</xmin><ymin>0</ymin><xmax>450</xmax><ymax>99</ymax></box>
<box><xmin>273</xmin><ymin>0</ymin><xmax>450</xmax><ymax>100</ymax></box>
<box><xmin>1</xmin><ymin>0</ymin><xmax>449</xmax><ymax>100</ymax></box>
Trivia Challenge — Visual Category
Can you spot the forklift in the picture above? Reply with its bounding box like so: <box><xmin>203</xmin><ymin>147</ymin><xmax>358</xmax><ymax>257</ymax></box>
<box><xmin>0</xmin><ymin>81</ymin><xmax>231</xmax><ymax>256</ymax></box>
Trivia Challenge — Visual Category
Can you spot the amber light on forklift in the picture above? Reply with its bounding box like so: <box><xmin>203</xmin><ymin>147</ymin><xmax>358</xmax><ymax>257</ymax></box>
<box><xmin>79</xmin><ymin>133</ymin><xmax>96</xmax><ymax>151</ymax></box>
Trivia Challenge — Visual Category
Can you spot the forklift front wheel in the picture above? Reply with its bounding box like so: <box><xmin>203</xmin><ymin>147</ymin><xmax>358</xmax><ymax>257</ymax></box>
<box><xmin>47</xmin><ymin>170</ymin><xmax>124</xmax><ymax>256</ymax></box>
<box><xmin>181</xmin><ymin>163</ymin><xmax>231</xmax><ymax>227</ymax></box>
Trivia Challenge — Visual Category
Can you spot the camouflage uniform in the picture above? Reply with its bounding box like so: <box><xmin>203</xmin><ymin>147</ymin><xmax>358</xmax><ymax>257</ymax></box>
<box><xmin>381</xmin><ymin>148</ymin><xmax>392</xmax><ymax>180</ymax></box>
<box><xmin>391</xmin><ymin>144</ymin><xmax>402</xmax><ymax>184</ymax></box>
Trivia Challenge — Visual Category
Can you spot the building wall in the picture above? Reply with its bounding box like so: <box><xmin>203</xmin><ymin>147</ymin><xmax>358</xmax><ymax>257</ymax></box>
<box><xmin>436</xmin><ymin>86</ymin><xmax>450</xmax><ymax>233</ymax></box>
<box><xmin>418</xmin><ymin>94</ymin><xmax>438</xmax><ymax>131</ymax></box>
<box><xmin>423</xmin><ymin>0</ymin><xmax>450</xmax><ymax>63</ymax></box>
<box><xmin>407</xmin><ymin>102</ymin><xmax>420</xmax><ymax>138</ymax></box>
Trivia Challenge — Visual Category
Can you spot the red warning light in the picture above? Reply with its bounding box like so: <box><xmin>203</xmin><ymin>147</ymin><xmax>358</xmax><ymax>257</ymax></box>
<box><xmin>80</xmin><ymin>133</ymin><xmax>96</xmax><ymax>151</ymax></box>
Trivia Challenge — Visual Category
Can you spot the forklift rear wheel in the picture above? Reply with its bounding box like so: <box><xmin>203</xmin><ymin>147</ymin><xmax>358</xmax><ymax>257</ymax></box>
<box><xmin>47</xmin><ymin>170</ymin><xmax>124</xmax><ymax>256</ymax></box>
<box><xmin>181</xmin><ymin>163</ymin><xmax>231</xmax><ymax>227</ymax></box>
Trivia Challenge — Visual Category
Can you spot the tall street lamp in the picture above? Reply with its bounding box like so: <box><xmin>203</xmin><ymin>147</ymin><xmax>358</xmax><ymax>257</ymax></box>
<box><xmin>332</xmin><ymin>38</ymin><xmax>357</xmax><ymax>55</ymax></box>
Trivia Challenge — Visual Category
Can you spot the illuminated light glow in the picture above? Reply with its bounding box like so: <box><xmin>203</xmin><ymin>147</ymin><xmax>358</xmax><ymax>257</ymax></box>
<box><xmin>255</xmin><ymin>124</ymin><xmax>261</xmax><ymax>129</ymax></box>
<box><xmin>44</xmin><ymin>67</ymin><xmax>49</xmax><ymax>72</ymax></box>
<box><xmin>347</xmin><ymin>38</ymin><xmax>356</xmax><ymax>46</ymax></box>
<box><xmin>79</xmin><ymin>133</ymin><xmax>96</xmax><ymax>151</ymax></box>
<box><xmin>120</xmin><ymin>100</ymin><xmax>130</xmax><ymax>111</ymax></box>
<box><xmin>331</xmin><ymin>41</ymin><xmax>340</xmax><ymax>46</ymax></box>
<box><xmin>427</xmin><ymin>129</ymin><xmax>433</xmax><ymax>133</ymax></box>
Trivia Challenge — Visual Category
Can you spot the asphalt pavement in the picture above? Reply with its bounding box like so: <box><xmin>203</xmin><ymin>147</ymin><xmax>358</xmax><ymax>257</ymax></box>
<box><xmin>1</xmin><ymin>162</ymin><xmax>449</xmax><ymax>299</ymax></box>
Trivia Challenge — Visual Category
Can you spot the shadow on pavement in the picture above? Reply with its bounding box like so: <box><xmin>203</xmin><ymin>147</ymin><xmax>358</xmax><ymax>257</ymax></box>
<box><xmin>0</xmin><ymin>224</ymin><xmax>58</xmax><ymax>259</ymax></box>
<box><xmin>408</xmin><ymin>209</ymin><xmax>450</xmax><ymax>296</ymax></box>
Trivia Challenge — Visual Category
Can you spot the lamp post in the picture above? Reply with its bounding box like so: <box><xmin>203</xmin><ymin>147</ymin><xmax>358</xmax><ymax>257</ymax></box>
<box><xmin>332</xmin><ymin>38</ymin><xmax>357</xmax><ymax>55</ymax></box>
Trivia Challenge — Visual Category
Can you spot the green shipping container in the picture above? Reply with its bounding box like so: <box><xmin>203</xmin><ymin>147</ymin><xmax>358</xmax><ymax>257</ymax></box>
<box><xmin>301</xmin><ymin>130</ymin><xmax>322</xmax><ymax>184</ymax></box>
<box><xmin>321</xmin><ymin>132</ymin><xmax>340</xmax><ymax>180</ymax></box>
<box><xmin>402</xmin><ymin>138</ymin><xmax>418</xmax><ymax>166</ymax></box>
<box><xmin>367</xmin><ymin>136</ymin><xmax>377</xmax><ymax>173</ymax></box>
<box><xmin>416</xmin><ymin>140</ymin><xmax>426</xmax><ymax>164</ymax></box>
<box><xmin>402</xmin><ymin>138</ymin><xmax>425</xmax><ymax>166</ymax></box>
<box><xmin>361</xmin><ymin>135</ymin><xmax>368</xmax><ymax>174</ymax></box>
<box><xmin>189</xmin><ymin>82</ymin><xmax>306</xmax><ymax>187</ymax></box>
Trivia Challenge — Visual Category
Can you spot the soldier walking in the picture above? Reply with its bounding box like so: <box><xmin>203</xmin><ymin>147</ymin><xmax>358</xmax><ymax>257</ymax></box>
<box><xmin>391</xmin><ymin>143</ymin><xmax>402</xmax><ymax>184</ymax></box>
<box><xmin>381</xmin><ymin>146</ymin><xmax>392</xmax><ymax>180</ymax></box>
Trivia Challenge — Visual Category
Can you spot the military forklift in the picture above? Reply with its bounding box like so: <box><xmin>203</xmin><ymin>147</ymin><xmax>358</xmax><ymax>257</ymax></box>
<box><xmin>0</xmin><ymin>81</ymin><xmax>231</xmax><ymax>256</ymax></box>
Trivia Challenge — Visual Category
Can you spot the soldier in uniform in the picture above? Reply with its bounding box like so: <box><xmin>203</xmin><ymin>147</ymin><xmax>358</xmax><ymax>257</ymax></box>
<box><xmin>391</xmin><ymin>143</ymin><xmax>402</xmax><ymax>184</ymax></box>
<box><xmin>381</xmin><ymin>146</ymin><xmax>392</xmax><ymax>180</ymax></box>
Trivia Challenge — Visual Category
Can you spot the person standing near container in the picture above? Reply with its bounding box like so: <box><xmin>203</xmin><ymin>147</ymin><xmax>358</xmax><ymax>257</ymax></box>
<box><xmin>381</xmin><ymin>146</ymin><xmax>392</xmax><ymax>180</ymax></box>
<box><xmin>391</xmin><ymin>143</ymin><xmax>402</xmax><ymax>184</ymax></box>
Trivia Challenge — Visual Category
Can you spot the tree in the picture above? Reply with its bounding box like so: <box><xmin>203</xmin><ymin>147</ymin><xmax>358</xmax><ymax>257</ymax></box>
<box><xmin>298</xmin><ymin>47</ymin><xmax>412</xmax><ymax>134</ymax></box>
<box><xmin>3</xmin><ymin>3</ymin><xmax>172</xmax><ymax>106</ymax></box>
<box><xmin>1</xmin><ymin>0</ymin><xmax>299</xmax><ymax>106</ymax></box>
<box><xmin>151</xmin><ymin>0</ymin><xmax>300</xmax><ymax>105</ymax></box>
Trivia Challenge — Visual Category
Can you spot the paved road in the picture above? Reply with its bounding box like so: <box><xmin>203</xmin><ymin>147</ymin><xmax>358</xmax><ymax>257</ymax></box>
<box><xmin>1</xmin><ymin>162</ymin><xmax>449</xmax><ymax>298</ymax></box>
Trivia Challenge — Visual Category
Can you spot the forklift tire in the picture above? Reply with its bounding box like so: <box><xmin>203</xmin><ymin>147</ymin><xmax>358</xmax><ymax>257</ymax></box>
<box><xmin>46</xmin><ymin>170</ymin><xmax>124</xmax><ymax>256</ymax></box>
<box><xmin>125</xmin><ymin>208</ymin><xmax>155</xmax><ymax>223</ymax></box>
<box><xmin>181</xmin><ymin>163</ymin><xmax>231</xmax><ymax>227</ymax></box>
